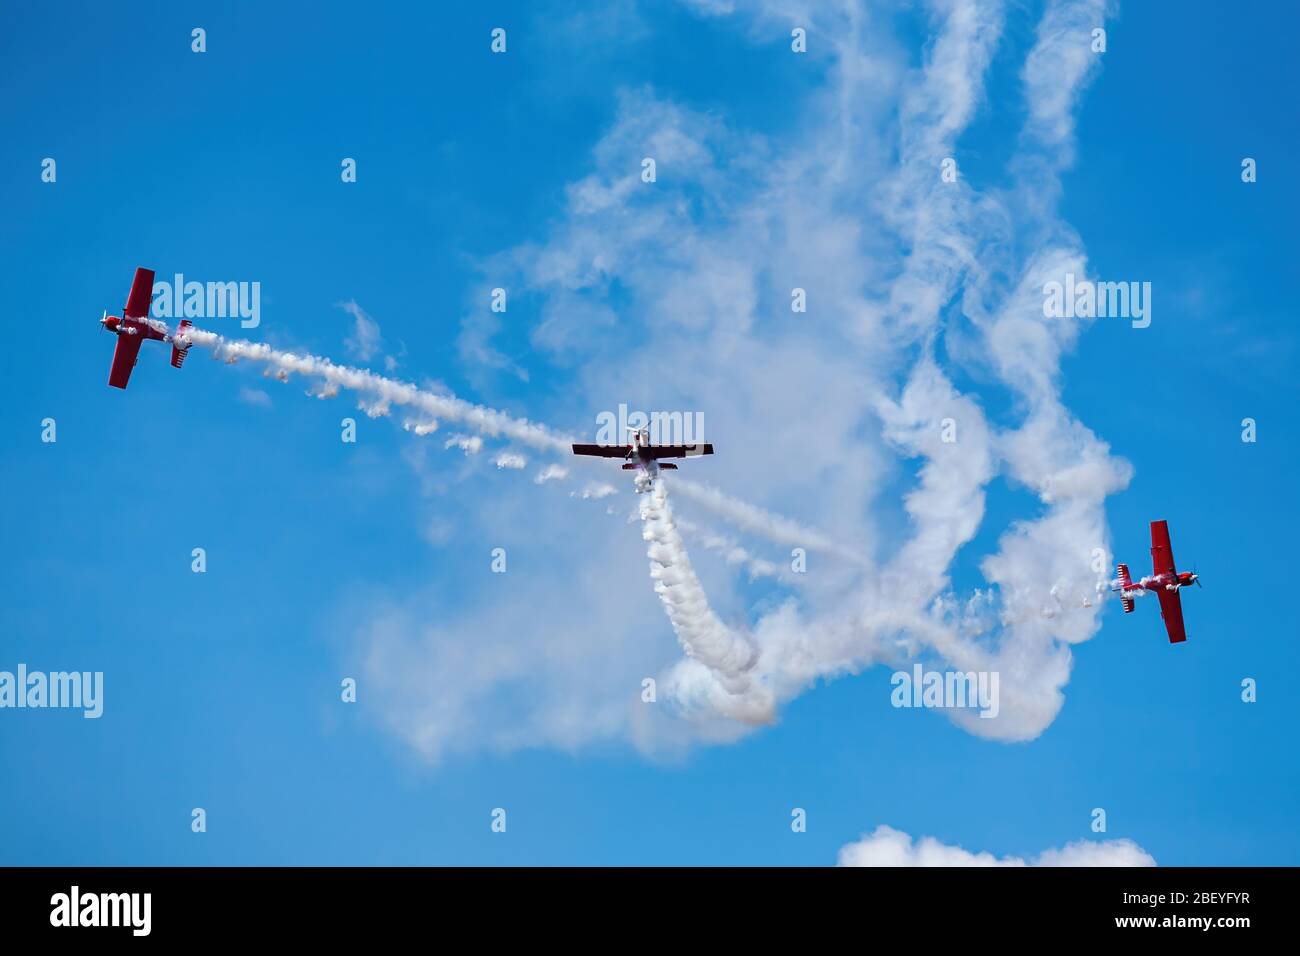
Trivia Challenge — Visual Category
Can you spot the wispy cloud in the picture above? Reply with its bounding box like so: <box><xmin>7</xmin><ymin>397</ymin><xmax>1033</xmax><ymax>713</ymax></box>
<box><xmin>238</xmin><ymin>386</ymin><xmax>272</xmax><ymax>408</ymax></box>
<box><xmin>339</xmin><ymin>299</ymin><xmax>383</xmax><ymax>362</ymax></box>
<box><xmin>444</xmin><ymin>434</ymin><xmax>483</xmax><ymax>456</ymax></box>
<box><xmin>533</xmin><ymin>464</ymin><xmax>570</xmax><ymax>484</ymax></box>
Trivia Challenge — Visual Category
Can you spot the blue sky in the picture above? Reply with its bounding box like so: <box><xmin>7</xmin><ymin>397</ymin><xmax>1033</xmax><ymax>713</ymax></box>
<box><xmin>1</xmin><ymin>0</ymin><xmax>1297</xmax><ymax>866</ymax></box>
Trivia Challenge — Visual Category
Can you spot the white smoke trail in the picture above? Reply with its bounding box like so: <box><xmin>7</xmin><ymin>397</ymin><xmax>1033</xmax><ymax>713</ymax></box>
<box><xmin>674</xmin><ymin>516</ymin><xmax>794</xmax><ymax>584</ymax></box>
<box><xmin>186</xmin><ymin>327</ymin><xmax>857</xmax><ymax>563</ymax></box>
<box><xmin>444</xmin><ymin>435</ymin><xmax>483</xmax><ymax>455</ymax></box>
<box><xmin>185</xmin><ymin>328</ymin><xmax>571</xmax><ymax>453</ymax></box>
<box><xmin>672</xmin><ymin>478</ymin><xmax>869</xmax><ymax>568</ymax></box>
<box><xmin>640</xmin><ymin>479</ymin><xmax>774</xmax><ymax>723</ymax></box>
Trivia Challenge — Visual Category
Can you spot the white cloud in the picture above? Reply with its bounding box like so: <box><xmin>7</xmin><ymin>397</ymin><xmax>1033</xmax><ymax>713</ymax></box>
<box><xmin>533</xmin><ymin>464</ymin><xmax>569</xmax><ymax>484</ymax></box>
<box><xmin>444</xmin><ymin>434</ymin><xmax>483</xmax><ymax>456</ymax></box>
<box><xmin>837</xmin><ymin>825</ymin><xmax>1155</xmax><ymax>867</ymax></box>
<box><xmin>572</xmin><ymin>482</ymin><xmax>618</xmax><ymax>500</ymax></box>
<box><xmin>340</xmin><ymin>299</ymin><xmax>383</xmax><ymax>362</ymax></box>
<box><xmin>238</xmin><ymin>386</ymin><xmax>271</xmax><ymax>407</ymax></box>
<box><xmin>404</xmin><ymin>419</ymin><xmax>439</xmax><ymax>437</ymax></box>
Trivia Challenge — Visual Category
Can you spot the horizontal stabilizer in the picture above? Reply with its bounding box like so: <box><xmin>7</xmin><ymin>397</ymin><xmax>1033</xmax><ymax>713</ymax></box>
<box><xmin>171</xmin><ymin>319</ymin><xmax>192</xmax><ymax>368</ymax></box>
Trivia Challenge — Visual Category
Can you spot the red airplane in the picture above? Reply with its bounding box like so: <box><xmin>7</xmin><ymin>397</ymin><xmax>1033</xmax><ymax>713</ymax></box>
<box><xmin>1113</xmin><ymin>520</ymin><xmax>1200</xmax><ymax>643</ymax></box>
<box><xmin>100</xmin><ymin>267</ymin><xmax>192</xmax><ymax>389</ymax></box>
<box><xmin>572</xmin><ymin>427</ymin><xmax>714</xmax><ymax>493</ymax></box>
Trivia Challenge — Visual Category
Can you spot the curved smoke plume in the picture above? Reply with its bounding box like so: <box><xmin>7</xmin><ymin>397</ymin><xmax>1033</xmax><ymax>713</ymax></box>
<box><xmin>641</xmin><ymin>479</ymin><xmax>774</xmax><ymax>724</ymax></box>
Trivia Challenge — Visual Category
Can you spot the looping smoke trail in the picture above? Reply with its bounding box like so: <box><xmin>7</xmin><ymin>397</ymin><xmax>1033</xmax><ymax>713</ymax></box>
<box><xmin>640</xmin><ymin>478</ymin><xmax>774</xmax><ymax>723</ymax></box>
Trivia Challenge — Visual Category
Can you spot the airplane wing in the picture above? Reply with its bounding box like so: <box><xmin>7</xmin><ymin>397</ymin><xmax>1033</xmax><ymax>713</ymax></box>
<box><xmin>647</xmin><ymin>443</ymin><xmax>714</xmax><ymax>459</ymax></box>
<box><xmin>1155</xmin><ymin>586</ymin><xmax>1187</xmax><ymax>644</ymax></box>
<box><xmin>108</xmin><ymin>334</ymin><xmax>144</xmax><ymax>389</ymax></box>
<box><xmin>124</xmin><ymin>267</ymin><xmax>155</xmax><ymax>319</ymax></box>
<box><xmin>1150</xmin><ymin>519</ymin><xmax>1176</xmax><ymax>577</ymax></box>
<box><xmin>572</xmin><ymin>444</ymin><xmax>632</xmax><ymax>458</ymax></box>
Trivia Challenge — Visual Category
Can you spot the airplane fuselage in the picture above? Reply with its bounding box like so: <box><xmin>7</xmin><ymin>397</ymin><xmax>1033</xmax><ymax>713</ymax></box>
<box><xmin>1118</xmin><ymin>570</ymin><xmax>1198</xmax><ymax>600</ymax></box>
<box><xmin>624</xmin><ymin>433</ymin><xmax>668</xmax><ymax>491</ymax></box>
<box><xmin>101</xmin><ymin>315</ymin><xmax>168</xmax><ymax>342</ymax></box>
<box><xmin>628</xmin><ymin>444</ymin><xmax>659</xmax><ymax>466</ymax></box>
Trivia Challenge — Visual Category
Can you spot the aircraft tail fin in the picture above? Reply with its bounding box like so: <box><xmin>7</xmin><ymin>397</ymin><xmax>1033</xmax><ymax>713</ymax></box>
<box><xmin>1116</xmin><ymin>563</ymin><xmax>1136</xmax><ymax>612</ymax></box>
<box><xmin>171</xmin><ymin>319</ymin><xmax>192</xmax><ymax>369</ymax></box>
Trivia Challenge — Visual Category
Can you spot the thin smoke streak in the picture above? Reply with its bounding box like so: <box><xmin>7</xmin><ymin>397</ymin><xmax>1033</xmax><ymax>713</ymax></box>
<box><xmin>186</xmin><ymin>326</ymin><xmax>854</xmax><ymax>558</ymax></box>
